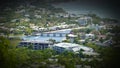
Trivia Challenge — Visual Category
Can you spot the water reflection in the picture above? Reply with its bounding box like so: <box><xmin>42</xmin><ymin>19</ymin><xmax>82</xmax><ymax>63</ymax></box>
<box><xmin>22</xmin><ymin>29</ymin><xmax>72</xmax><ymax>42</ymax></box>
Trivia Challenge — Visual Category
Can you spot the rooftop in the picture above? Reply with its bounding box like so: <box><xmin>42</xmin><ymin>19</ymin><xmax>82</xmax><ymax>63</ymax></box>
<box><xmin>54</xmin><ymin>43</ymin><xmax>93</xmax><ymax>52</ymax></box>
<box><xmin>68</xmin><ymin>34</ymin><xmax>77</xmax><ymax>37</ymax></box>
<box><xmin>54</xmin><ymin>43</ymin><xmax>79</xmax><ymax>48</ymax></box>
<box><xmin>20</xmin><ymin>40</ymin><xmax>53</xmax><ymax>44</ymax></box>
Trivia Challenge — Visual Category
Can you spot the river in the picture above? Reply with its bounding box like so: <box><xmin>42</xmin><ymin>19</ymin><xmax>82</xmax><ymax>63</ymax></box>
<box><xmin>22</xmin><ymin>29</ymin><xmax>72</xmax><ymax>42</ymax></box>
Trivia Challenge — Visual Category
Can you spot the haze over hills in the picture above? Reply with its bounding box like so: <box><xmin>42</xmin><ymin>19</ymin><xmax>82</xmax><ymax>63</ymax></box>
<box><xmin>53</xmin><ymin>0</ymin><xmax>120</xmax><ymax>20</ymax></box>
<box><xmin>0</xmin><ymin>0</ymin><xmax>119</xmax><ymax>20</ymax></box>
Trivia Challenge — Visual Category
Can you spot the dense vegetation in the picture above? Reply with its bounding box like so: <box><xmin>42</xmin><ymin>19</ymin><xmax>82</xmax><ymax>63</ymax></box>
<box><xmin>1</xmin><ymin>25</ymin><xmax>120</xmax><ymax>68</ymax></box>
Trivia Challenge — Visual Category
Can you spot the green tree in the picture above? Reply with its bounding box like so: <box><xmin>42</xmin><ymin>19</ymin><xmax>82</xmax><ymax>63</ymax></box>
<box><xmin>72</xmin><ymin>29</ymin><xmax>79</xmax><ymax>34</ymax></box>
<box><xmin>28</xmin><ymin>44</ymin><xmax>33</xmax><ymax>49</ymax></box>
<box><xmin>48</xmin><ymin>39</ymin><xmax>56</xmax><ymax>43</ymax></box>
<box><xmin>62</xmin><ymin>39</ymin><xmax>70</xmax><ymax>43</ymax></box>
<box><xmin>25</xmin><ymin>27</ymin><xmax>32</xmax><ymax>35</ymax></box>
<box><xmin>98</xmin><ymin>25</ymin><xmax>120</xmax><ymax>68</ymax></box>
<box><xmin>42</xmin><ymin>48</ymin><xmax>54</xmax><ymax>59</ymax></box>
<box><xmin>0</xmin><ymin>36</ymin><xmax>16</xmax><ymax>68</ymax></box>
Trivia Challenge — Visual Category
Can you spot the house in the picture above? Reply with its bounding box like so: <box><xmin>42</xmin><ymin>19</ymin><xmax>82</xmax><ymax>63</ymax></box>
<box><xmin>79</xmin><ymin>39</ymin><xmax>86</xmax><ymax>44</ymax></box>
<box><xmin>18</xmin><ymin>40</ymin><xmax>53</xmax><ymax>50</ymax></box>
<box><xmin>34</xmin><ymin>14</ymin><xmax>41</xmax><ymax>18</ymax></box>
<box><xmin>31</xmin><ymin>26</ymin><xmax>39</xmax><ymax>31</ymax></box>
<box><xmin>85</xmin><ymin>34</ymin><xmax>95</xmax><ymax>39</ymax></box>
<box><xmin>78</xmin><ymin>17</ymin><xmax>87</xmax><ymax>26</ymax></box>
<box><xmin>79</xmin><ymin>33</ymin><xmax>86</xmax><ymax>39</ymax></box>
<box><xmin>78</xmin><ymin>16</ymin><xmax>92</xmax><ymax>26</ymax></box>
<box><xmin>88</xmin><ymin>24</ymin><xmax>104</xmax><ymax>31</ymax></box>
<box><xmin>60</xmin><ymin>25</ymin><xmax>69</xmax><ymax>29</ymax></box>
<box><xmin>49</xmin><ymin>26</ymin><xmax>60</xmax><ymax>31</ymax></box>
<box><xmin>38</xmin><ymin>28</ymin><xmax>48</xmax><ymax>32</ymax></box>
<box><xmin>68</xmin><ymin>34</ymin><xmax>77</xmax><ymax>43</ymax></box>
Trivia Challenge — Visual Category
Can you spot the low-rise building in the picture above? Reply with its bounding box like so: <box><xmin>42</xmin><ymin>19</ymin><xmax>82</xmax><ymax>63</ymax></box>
<box><xmin>79</xmin><ymin>39</ymin><xmax>86</xmax><ymax>44</ymax></box>
<box><xmin>88</xmin><ymin>24</ymin><xmax>104</xmax><ymax>30</ymax></box>
<box><xmin>18</xmin><ymin>40</ymin><xmax>53</xmax><ymax>50</ymax></box>
<box><xmin>85</xmin><ymin>34</ymin><xmax>95</xmax><ymax>39</ymax></box>
<box><xmin>53</xmin><ymin>43</ymin><xmax>93</xmax><ymax>53</ymax></box>
<box><xmin>78</xmin><ymin>16</ymin><xmax>92</xmax><ymax>26</ymax></box>
<box><xmin>68</xmin><ymin>34</ymin><xmax>77</xmax><ymax>43</ymax></box>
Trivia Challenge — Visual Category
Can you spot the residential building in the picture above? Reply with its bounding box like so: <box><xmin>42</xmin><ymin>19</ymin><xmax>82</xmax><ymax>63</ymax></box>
<box><xmin>85</xmin><ymin>34</ymin><xmax>95</xmax><ymax>39</ymax></box>
<box><xmin>78</xmin><ymin>16</ymin><xmax>92</xmax><ymax>26</ymax></box>
<box><xmin>88</xmin><ymin>24</ymin><xmax>104</xmax><ymax>31</ymax></box>
<box><xmin>18</xmin><ymin>40</ymin><xmax>53</xmax><ymax>50</ymax></box>
<box><xmin>68</xmin><ymin>34</ymin><xmax>77</xmax><ymax>43</ymax></box>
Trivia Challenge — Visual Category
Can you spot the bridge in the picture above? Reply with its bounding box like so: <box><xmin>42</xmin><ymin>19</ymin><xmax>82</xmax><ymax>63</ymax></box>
<box><xmin>33</xmin><ymin>27</ymin><xmax>87</xmax><ymax>37</ymax></box>
<box><xmin>35</xmin><ymin>33</ymin><xmax>68</xmax><ymax>37</ymax></box>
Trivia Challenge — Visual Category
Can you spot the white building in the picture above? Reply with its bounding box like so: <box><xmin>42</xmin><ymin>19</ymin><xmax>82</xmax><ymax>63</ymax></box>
<box><xmin>85</xmin><ymin>34</ymin><xmax>95</xmax><ymax>39</ymax></box>
<box><xmin>53</xmin><ymin>43</ymin><xmax>93</xmax><ymax>53</ymax></box>
<box><xmin>79</xmin><ymin>39</ymin><xmax>86</xmax><ymax>44</ymax></box>
<box><xmin>68</xmin><ymin>34</ymin><xmax>77</xmax><ymax>43</ymax></box>
<box><xmin>30</xmin><ymin>26</ymin><xmax>39</xmax><ymax>31</ymax></box>
<box><xmin>78</xmin><ymin>16</ymin><xmax>92</xmax><ymax>26</ymax></box>
<box><xmin>88</xmin><ymin>24</ymin><xmax>105</xmax><ymax>31</ymax></box>
<box><xmin>38</xmin><ymin>28</ymin><xmax>47</xmax><ymax>31</ymax></box>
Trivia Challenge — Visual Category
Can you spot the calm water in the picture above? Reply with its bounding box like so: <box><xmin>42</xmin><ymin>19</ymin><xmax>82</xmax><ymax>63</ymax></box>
<box><xmin>22</xmin><ymin>29</ymin><xmax>72</xmax><ymax>42</ymax></box>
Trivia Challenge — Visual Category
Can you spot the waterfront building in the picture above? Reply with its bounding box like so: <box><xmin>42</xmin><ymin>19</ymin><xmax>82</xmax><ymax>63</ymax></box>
<box><xmin>53</xmin><ymin>43</ymin><xmax>93</xmax><ymax>53</ymax></box>
<box><xmin>18</xmin><ymin>40</ymin><xmax>53</xmax><ymax>50</ymax></box>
